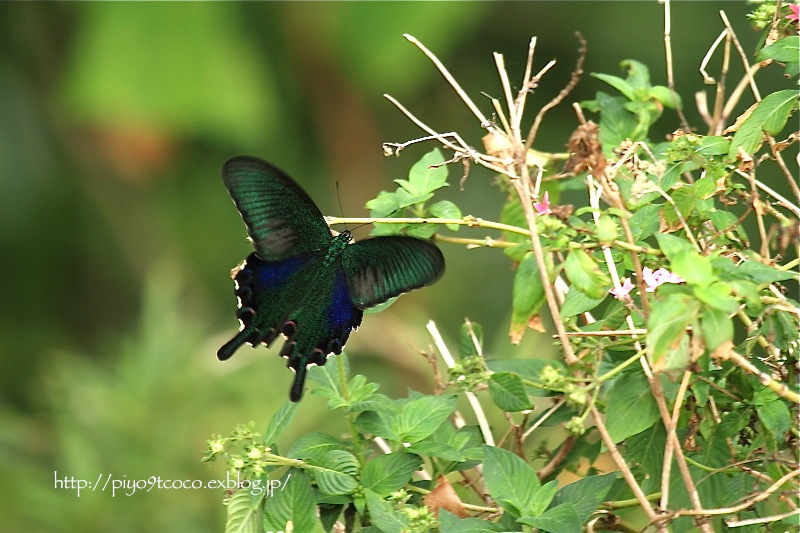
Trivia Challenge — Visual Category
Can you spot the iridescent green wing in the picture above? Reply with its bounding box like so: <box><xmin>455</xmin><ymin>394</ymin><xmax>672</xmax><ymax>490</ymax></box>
<box><xmin>222</xmin><ymin>156</ymin><xmax>332</xmax><ymax>260</ymax></box>
<box><xmin>342</xmin><ymin>237</ymin><xmax>445</xmax><ymax>309</ymax></box>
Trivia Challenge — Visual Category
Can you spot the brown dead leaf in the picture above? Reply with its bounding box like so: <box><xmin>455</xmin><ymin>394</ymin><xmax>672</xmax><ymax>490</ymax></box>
<box><xmin>563</xmin><ymin>121</ymin><xmax>605</xmax><ymax>177</ymax></box>
<box><xmin>423</xmin><ymin>475</ymin><xmax>469</xmax><ymax>518</ymax></box>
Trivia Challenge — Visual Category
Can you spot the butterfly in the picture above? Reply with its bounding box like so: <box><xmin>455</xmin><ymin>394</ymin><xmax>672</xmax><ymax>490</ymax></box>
<box><xmin>218</xmin><ymin>156</ymin><xmax>445</xmax><ymax>401</ymax></box>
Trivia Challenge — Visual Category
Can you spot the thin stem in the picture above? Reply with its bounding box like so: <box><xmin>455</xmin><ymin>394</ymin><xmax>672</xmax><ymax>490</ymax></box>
<box><xmin>404</xmin><ymin>34</ymin><xmax>494</xmax><ymax>130</ymax></box>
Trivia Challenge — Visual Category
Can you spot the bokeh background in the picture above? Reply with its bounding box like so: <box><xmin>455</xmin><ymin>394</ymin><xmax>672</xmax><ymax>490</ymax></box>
<box><xmin>1</xmin><ymin>2</ymin><xmax>784</xmax><ymax>531</ymax></box>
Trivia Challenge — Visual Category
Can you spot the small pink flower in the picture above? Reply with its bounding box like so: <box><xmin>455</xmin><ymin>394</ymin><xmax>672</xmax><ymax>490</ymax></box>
<box><xmin>642</xmin><ymin>267</ymin><xmax>685</xmax><ymax>292</ymax></box>
<box><xmin>787</xmin><ymin>4</ymin><xmax>799</xmax><ymax>22</ymax></box>
<box><xmin>610</xmin><ymin>278</ymin><xmax>634</xmax><ymax>300</ymax></box>
<box><xmin>533</xmin><ymin>192</ymin><xmax>552</xmax><ymax>215</ymax></box>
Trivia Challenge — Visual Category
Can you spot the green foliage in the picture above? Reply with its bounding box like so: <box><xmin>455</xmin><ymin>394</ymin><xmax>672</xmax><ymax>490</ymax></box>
<box><xmin>367</xmin><ymin>148</ymin><xmax>461</xmax><ymax>239</ymax></box>
<box><xmin>202</xmin><ymin>5</ymin><xmax>799</xmax><ymax>530</ymax></box>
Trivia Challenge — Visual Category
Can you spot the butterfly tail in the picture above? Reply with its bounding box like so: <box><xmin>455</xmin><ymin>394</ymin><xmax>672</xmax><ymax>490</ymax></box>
<box><xmin>217</xmin><ymin>327</ymin><xmax>253</xmax><ymax>361</ymax></box>
<box><xmin>289</xmin><ymin>364</ymin><xmax>307</xmax><ymax>402</ymax></box>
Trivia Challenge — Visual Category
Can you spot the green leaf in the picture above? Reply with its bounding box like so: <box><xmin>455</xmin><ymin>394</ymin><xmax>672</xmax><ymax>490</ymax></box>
<box><xmin>366</xmin><ymin>190</ymin><xmax>400</xmax><ymax>217</ymax></box>
<box><xmin>649</xmin><ymin>85</ymin><xmax>680</xmax><ymax>109</ymax></box>
<box><xmin>596</xmin><ymin>214</ymin><xmax>618</xmax><ymax>243</ymax></box>
<box><xmin>700</xmin><ymin>307</ymin><xmax>734</xmax><ymax>351</ymax></box>
<box><xmin>694</xmin><ymin>281</ymin><xmax>739</xmax><ymax>313</ymax></box>
<box><xmin>628</xmin><ymin>204</ymin><xmax>662</xmax><ymax>240</ymax></box>
<box><xmin>458</xmin><ymin>320</ymin><xmax>484</xmax><ymax>359</ymax></box>
<box><xmin>262</xmin><ymin>471</ymin><xmax>317</xmax><ymax>533</ymax></box>
<box><xmin>735</xmin><ymin>260</ymin><xmax>797</xmax><ymax>284</ymax></box>
<box><xmin>757</xmin><ymin>36</ymin><xmax>800</xmax><ymax>63</ymax></box>
<box><xmin>694</xmin><ymin>175</ymin><xmax>718</xmax><ymax>200</ymax></box>
<box><xmin>361</xmin><ymin>452</ymin><xmax>422</xmax><ymax>497</ymax></box>
<box><xmin>400</xmin><ymin>148</ymin><xmax>449</xmax><ymax>196</ymax></box>
<box><xmin>592</xmin><ymin>73</ymin><xmax>636</xmax><ymax>100</ymax></box>
<box><xmin>551</xmin><ymin>473</ymin><xmax>617</xmax><ymax>523</ymax></box>
<box><xmin>518</xmin><ymin>503</ymin><xmax>582</xmax><ymax>533</ymax></box>
<box><xmin>563</xmin><ymin>249</ymin><xmax>610</xmax><ymax>299</ymax></box>
<box><xmin>560</xmin><ymin>289</ymin><xmax>606</xmax><ymax>318</ymax></box>
<box><xmin>605</xmin><ymin>371</ymin><xmax>660</xmax><ymax>443</ymax></box>
<box><xmin>406</xmin><ymin>222</ymin><xmax>439</xmax><ymax>239</ymax></box>
<box><xmin>670</xmin><ymin>249</ymin><xmax>714</xmax><ymax>287</ymax></box>
<box><xmin>262</xmin><ymin>402</ymin><xmax>299</xmax><ymax>445</ymax></box>
<box><xmin>510</xmin><ymin>252</ymin><xmax>549</xmax><ymax>342</ymax></box>
<box><xmin>288</xmin><ymin>432</ymin><xmax>347</xmax><ymax>462</ymax></box>
<box><xmin>355</xmin><ymin>410</ymin><xmax>399</xmax><ymax>441</ymax></box>
<box><xmin>482</xmin><ymin>445</ymin><xmax>541</xmax><ymax>517</ymax></box>
<box><xmin>695</xmin><ymin>135</ymin><xmax>731</xmax><ymax>156</ymax></box>
<box><xmin>489</xmin><ymin>373</ymin><xmax>533</xmax><ymax>412</ymax></box>
<box><xmin>429</xmin><ymin>200</ymin><xmax>462</xmax><ymax>231</ymax></box>
<box><xmin>646</xmin><ymin>294</ymin><xmax>700</xmax><ymax>368</ymax></box>
<box><xmin>310</xmin><ymin>450</ymin><xmax>359</xmax><ymax>495</ymax></box>
<box><xmin>655</xmin><ymin>233</ymin><xmax>695</xmax><ymax>261</ymax></box>
<box><xmin>395</xmin><ymin>187</ymin><xmax>434</xmax><ymax>208</ymax></box>
<box><xmin>486</xmin><ymin>358</ymin><xmax>565</xmax><ymax>397</ymax></box>
<box><xmin>394</xmin><ymin>395</ymin><xmax>457</xmax><ymax>443</ymax></box>
<box><xmin>224</xmin><ymin>489</ymin><xmax>263</xmax><ymax>533</ymax></box>
<box><xmin>729</xmin><ymin>90</ymin><xmax>799</xmax><ymax>157</ymax></box>
<box><xmin>620</xmin><ymin>59</ymin><xmax>653</xmax><ymax>90</ymax></box>
<box><xmin>364</xmin><ymin>488</ymin><xmax>409</xmax><ymax>532</ymax></box>
<box><xmin>500</xmin><ymin>197</ymin><xmax>528</xmax><ymax>243</ymax></box>
<box><xmin>753</xmin><ymin>389</ymin><xmax>791</xmax><ymax>441</ymax></box>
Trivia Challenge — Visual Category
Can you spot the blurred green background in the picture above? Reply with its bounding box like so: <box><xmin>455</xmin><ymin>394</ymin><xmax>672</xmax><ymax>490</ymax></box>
<box><xmin>0</xmin><ymin>2</ymin><xmax>774</xmax><ymax>531</ymax></box>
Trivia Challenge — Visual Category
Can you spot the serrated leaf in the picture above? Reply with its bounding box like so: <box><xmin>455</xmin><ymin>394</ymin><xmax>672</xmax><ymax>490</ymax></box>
<box><xmin>753</xmin><ymin>389</ymin><xmax>791</xmax><ymax>441</ymax></box>
<box><xmin>262</xmin><ymin>471</ymin><xmax>317</xmax><ymax>533</ymax></box>
<box><xmin>287</xmin><ymin>432</ymin><xmax>347</xmax><ymax>462</ymax></box>
<box><xmin>482</xmin><ymin>445</ymin><xmax>541</xmax><ymax>517</ymax></box>
<box><xmin>551</xmin><ymin>473</ymin><xmax>617</xmax><ymax>523</ymax></box>
<box><xmin>629</xmin><ymin>204</ymin><xmax>662</xmax><ymax>240</ymax></box>
<box><xmin>224</xmin><ymin>489</ymin><xmax>263</xmax><ymax>533</ymax></box>
<box><xmin>263</xmin><ymin>402</ymin><xmax>299</xmax><ymax>445</ymax></box>
<box><xmin>729</xmin><ymin>90</ymin><xmax>799</xmax><ymax>157</ymax></box>
<box><xmin>361</xmin><ymin>452</ymin><xmax>422</xmax><ymax>497</ymax></box>
<box><xmin>604</xmin><ymin>371</ymin><xmax>660</xmax><ymax>443</ymax></box>
<box><xmin>518</xmin><ymin>503</ymin><xmax>582</xmax><ymax>533</ymax></box>
<box><xmin>429</xmin><ymin>200</ymin><xmax>462</xmax><ymax>231</ymax></box>
<box><xmin>757</xmin><ymin>36</ymin><xmax>800</xmax><ymax>63</ymax></box>
<box><xmin>736</xmin><ymin>260</ymin><xmax>797</xmax><ymax>284</ymax></box>
<box><xmin>394</xmin><ymin>395</ymin><xmax>457</xmax><ymax>443</ymax></box>
<box><xmin>488</xmin><ymin>373</ymin><xmax>533</xmax><ymax>412</ymax></box>
<box><xmin>355</xmin><ymin>411</ymin><xmax>399</xmax><ymax>441</ymax></box>
<box><xmin>311</xmin><ymin>450</ymin><xmax>359</xmax><ymax>495</ymax></box>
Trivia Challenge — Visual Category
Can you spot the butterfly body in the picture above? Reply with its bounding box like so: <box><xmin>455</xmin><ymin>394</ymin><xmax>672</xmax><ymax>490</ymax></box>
<box><xmin>218</xmin><ymin>156</ymin><xmax>444</xmax><ymax>401</ymax></box>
